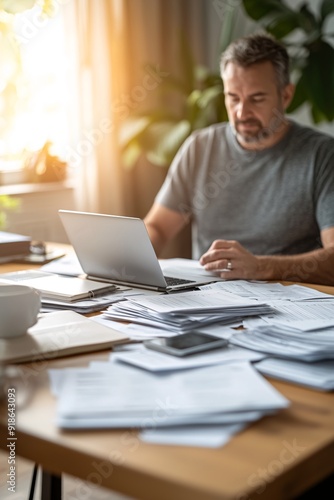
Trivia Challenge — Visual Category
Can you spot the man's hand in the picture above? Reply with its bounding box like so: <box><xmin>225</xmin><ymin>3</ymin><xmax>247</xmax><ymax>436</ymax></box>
<box><xmin>199</xmin><ymin>239</ymin><xmax>265</xmax><ymax>280</ymax></box>
<box><xmin>199</xmin><ymin>233</ymin><xmax>334</xmax><ymax>286</ymax></box>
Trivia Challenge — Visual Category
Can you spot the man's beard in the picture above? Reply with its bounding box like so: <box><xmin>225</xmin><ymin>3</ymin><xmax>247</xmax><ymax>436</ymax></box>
<box><xmin>232</xmin><ymin>111</ymin><xmax>286</xmax><ymax>145</ymax></box>
<box><xmin>232</xmin><ymin>118</ymin><xmax>269</xmax><ymax>144</ymax></box>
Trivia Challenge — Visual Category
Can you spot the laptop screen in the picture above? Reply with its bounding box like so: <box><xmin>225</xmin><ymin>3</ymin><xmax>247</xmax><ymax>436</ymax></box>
<box><xmin>58</xmin><ymin>210</ymin><xmax>167</xmax><ymax>289</ymax></box>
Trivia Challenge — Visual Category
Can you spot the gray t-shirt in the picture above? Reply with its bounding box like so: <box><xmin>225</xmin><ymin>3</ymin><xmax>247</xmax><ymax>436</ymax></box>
<box><xmin>155</xmin><ymin>121</ymin><xmax>334</xmax><ymax>259</ymax></box>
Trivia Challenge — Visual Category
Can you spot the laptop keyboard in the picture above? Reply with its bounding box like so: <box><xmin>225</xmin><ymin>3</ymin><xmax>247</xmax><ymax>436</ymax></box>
<box><xmin>164</xmin><ymin>275</ymin><xmax>195</xmax><ymax>287</ymax></box>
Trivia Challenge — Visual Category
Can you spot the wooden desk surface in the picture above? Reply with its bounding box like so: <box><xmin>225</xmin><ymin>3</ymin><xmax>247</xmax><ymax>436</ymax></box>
<box><xmin>0</xmin><ymin>242</ymin><xmax>74</xmax><ymax>274</ymax></box>
<box><xmin>1</xmin><ymin>255</ymin><xmax>334</xmax><ymax>500</ymax></box>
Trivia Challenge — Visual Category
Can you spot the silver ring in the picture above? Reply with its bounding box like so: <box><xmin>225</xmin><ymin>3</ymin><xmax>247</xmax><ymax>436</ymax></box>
<box><xmin>227</xmin><ymin>260</ymin><xmax>233</xmax><ymax>270</ymax></box>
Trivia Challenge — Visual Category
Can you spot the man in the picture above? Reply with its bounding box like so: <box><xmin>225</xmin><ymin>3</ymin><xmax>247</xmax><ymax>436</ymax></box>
<box><xmin>144</xmin><ymin>33</ymin><xmax>334</xmax><ymax>285</ymax></box>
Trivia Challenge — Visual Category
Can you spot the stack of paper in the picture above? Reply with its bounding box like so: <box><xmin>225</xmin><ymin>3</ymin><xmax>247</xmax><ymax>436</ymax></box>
<box><xmin>103</xmin><ymin>289</ymin><xmax>273</xmax><ymax>333</ymax></box>
<box><xmin>51</xmin><ymin>361</ymin><xmax>289</xmax><ymax>430</ymax></box>
<box><xmin>255</xmin><ymin>358</ymin><xmax>334</xmax><ymax>391</ymax></box>
<box><xmin>230</xmin><ymin>319</ymin><xmax>334</xmax><ymax>361</ymax></box>
<box><xmin>230</xmin><ymin>319</ymin><xmax>334</xmax><ymax>390</ymax></box>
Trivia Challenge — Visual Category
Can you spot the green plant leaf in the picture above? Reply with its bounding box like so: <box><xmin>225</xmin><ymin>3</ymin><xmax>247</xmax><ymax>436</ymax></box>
<box><xmin>298</xmin><ymin>4</ymin><xmax>319</xmax><ymax>33</ymax></box>
<box><xmin>197</xmin><ymin>85</ymin><xmax>224</xmax><ymax>109</ymax></box>
<box><xmin>202</xmin><ymin>73</ymin><xmax>223</xmax><ymax>88</ymax></box>
<box><xmin>146</xmin><ymin>151</ymin><xmax>171</xmax><ymax>167</ymax></box>
<box><xmin>320</xmin><ymin>0</ymin><xmax>334</xmax><ymax>21</ymax></box>
<box><xmin>286</xmin><ymin>74</ymin><xmax>308</xmax><ymax>113</ymax></box>
<box><xmin>0</xmin><ymin>0</ymin><xmax>36</xmax><ymax>14</ymax></box>
<box><xmin>242</xmin><ymin>0</ymin><xmax>291</xmax><ymax>21</ymax></box>
<box><xmin>187</xmin><ymin>89</ymin><xmax>202</xmax><ymax>107</ymax></box>
<box><xmin>0</xmin><ymin>212</ymin><xmax>6</xmax><ymax>230</ymax></box>
<box><xmin>194</xmin><ymin>64</ymin><xmax>221</xmax><ymax>83</ymax></box>
<box><xmin>219</xmin><ymin>8</ymin><xmax>238</xmax><ymax>52</ymax></box>
<box><xmin>302</xmin><ymin>41</ymin><xmax>334</xmax><ymax>121</ymax></box>
<box><xmin>118</xmin><ymin>117</ymin><xmax>151</xmax><ymax>148</ymax></box>
<box><xmin>144</xmin><ymin>64</ymin><xmax>189</xmax><ymax>95</ymax></box>
<box><xmin>0</xmin><ymin>194</ymin><xmax>20</xmax><ymax>209</ymax></box>
<box><xmin>121</xmin><ymin>141</ymin><xmax>142</xmax><ymax>170</ymax></box>
<box><xmin>266</xmin><ymin>13</ymin><xmax>301</xmax><ymax>38</ymax></box>
<box><xmin>243</xmin><ymin>1</ymin><xmax>303</xmax><ymax>39</ymax></box>
<box><xmin>242</xmin><ymin>0</ymin><xmax>334</xmax><ymax>124</ymax></box>
<box><xmin>310</xmin><ymin>103</ymin><xmax>328</xmax><ymax>124</ymax></box>
<box><xmin>194</xmin><ymin>64</ymin><xmax>213</xmax><ymax>83</ymax></box>
<box><xmin>0</xmin><ymin>194</ymin><xmax>20</xmax><ymax>230</ymax></box>
<box><xmin>143</xmin><ymin>120</ymin><xmax>191</xmax><ymax>167</ymax></box>
<box><xmin>186</xmin><ymin>90</ymin><xmax>203</xmax><ymax>127</ymax></box>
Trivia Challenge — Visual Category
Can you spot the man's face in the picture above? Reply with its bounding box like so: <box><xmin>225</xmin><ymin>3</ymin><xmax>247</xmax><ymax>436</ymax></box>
<box><xmin>222</xmin><ymin>61</ymin><xmax>293</xmax><ymax>149</ymax></box>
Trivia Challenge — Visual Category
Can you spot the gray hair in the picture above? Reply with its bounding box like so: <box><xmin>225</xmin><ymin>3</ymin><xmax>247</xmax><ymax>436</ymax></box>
<box><xmin>220</xmin><ymin>33</ymin><xmax>290</xmax><ymax>89</ymax></box>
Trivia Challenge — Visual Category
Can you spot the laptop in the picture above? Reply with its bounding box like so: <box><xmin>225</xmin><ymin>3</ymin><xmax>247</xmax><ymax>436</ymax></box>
<box><xmin>58</xmin><ymin>210</ymin><xmax>219</xmax><ymax>292</ymax></box>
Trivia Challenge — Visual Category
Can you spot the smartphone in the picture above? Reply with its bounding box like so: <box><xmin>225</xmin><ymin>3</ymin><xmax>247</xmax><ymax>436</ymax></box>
<box><xmin>143</xmin><ymin>332</ymin><xmax>228</xmax><ymax>357</ymax></box>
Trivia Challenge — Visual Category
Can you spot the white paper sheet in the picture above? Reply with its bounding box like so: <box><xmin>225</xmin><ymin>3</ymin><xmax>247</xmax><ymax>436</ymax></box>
<box><xmin>199</xmin><ymin>281</ymin><xmax>334</xmax><ymax>301</ymax></box>
<box><xmin>139</xmin><ymin>423</ymin><xmax>246</xmax><ymax>448</ymax></box>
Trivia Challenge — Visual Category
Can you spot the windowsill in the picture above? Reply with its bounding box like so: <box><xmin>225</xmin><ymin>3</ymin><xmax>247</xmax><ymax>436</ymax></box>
<box><xmin>0</xmin><ymin>179</ymin><xmax>75</xmax><ymax>196</ymax></box>
<box><xmin>0</xmin><ymin>167</ymin><xmax>29</xmax><ymax>186</ymax></box>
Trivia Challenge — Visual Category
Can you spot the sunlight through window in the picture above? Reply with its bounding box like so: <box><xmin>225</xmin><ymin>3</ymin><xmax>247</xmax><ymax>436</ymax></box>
<box><xmin>0</xmin><ymin>2</ymin><xmax>73</xmax><ymax>176</ymax></box>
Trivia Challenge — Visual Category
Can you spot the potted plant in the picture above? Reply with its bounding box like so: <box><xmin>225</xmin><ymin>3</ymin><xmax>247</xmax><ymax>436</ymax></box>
<box><xmin>118</xmin><ymin>38</ymin><xmax>228</xmax><ymax>169</ymax></box>
<box><xmin>119</xmin><ymin>0</ymin><xmax>334</xmax><ymax>169</ymax></box>
<box><xmin>242</xmin><ymin>0</ymin><xmax>334</xmax><ymax>122</ymax></box>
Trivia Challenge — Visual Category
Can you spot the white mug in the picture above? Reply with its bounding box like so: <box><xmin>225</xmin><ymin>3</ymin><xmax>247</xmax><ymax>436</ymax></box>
<box><xmin>0</xmin><ymin>284</ymin><xmax>41</xmax><ymax>339</ymax></box>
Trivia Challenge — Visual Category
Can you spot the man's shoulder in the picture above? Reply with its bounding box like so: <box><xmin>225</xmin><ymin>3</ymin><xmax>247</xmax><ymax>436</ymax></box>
<box><xmin>290</xmin><ymin>120</ymin><xmax>334</xmax><ymax>147</ymax></box>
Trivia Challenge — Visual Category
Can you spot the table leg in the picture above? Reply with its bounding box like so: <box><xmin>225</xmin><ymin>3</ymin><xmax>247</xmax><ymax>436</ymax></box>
<box><xmin>41</xmin><ymin>470</ymin><xmax>62</xmax><ymax>500</ymax></box>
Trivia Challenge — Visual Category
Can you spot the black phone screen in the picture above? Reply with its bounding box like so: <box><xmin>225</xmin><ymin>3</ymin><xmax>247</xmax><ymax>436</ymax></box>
<box><xmin>144</xmin><ymin>332</ymin><xmax>228</xmax><ymax>356</ymax></box>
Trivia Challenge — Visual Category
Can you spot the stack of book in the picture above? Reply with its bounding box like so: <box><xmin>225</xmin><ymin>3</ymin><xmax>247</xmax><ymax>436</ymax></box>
<box><xmin>0</xmin><ymin>310</ymin><xmax>129</xmax><ymax>364</ymax></box>
<box><xmin>0</xmin><ymin>231</ymin><xmax>31</xmax><ymax>262</ymax></box>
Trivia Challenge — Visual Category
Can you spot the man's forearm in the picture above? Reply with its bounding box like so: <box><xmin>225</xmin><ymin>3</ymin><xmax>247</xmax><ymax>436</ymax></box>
<box><xmin>144</xmin><ymin>222</ymin><xmax>166</xmax><ymax>257</ymax></box>
<box><xmin>258</xmin><ymin>247</ymin><xmax>334</xmax><ymax>285</ymax></box>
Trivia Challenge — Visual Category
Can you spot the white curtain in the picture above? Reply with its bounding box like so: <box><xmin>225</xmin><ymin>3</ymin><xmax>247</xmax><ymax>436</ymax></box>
<box><xmin>64</xmin><ymin>0</ymin><xmax>239</xmax><ymax>255</ymax></box>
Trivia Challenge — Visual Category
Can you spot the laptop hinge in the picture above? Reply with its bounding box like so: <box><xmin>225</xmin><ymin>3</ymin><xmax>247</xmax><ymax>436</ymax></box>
<box><xmin>87</xmin><ymin>275</ymin><xmax>164</xmax><ymax>292</ymax></box>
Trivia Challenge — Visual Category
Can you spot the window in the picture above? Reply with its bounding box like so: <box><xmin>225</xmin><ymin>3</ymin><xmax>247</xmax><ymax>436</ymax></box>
<box><xmin>0</xmin><ymin>2</ymin><xmax>76</xmax><ymax>183</ymax></box>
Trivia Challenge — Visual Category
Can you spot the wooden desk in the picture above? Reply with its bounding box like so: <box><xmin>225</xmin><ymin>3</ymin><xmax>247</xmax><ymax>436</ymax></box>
<box><xmin>1</xmin><ymin>258</ymin><xmax>334</xmax><ymax>500</ymax></box>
